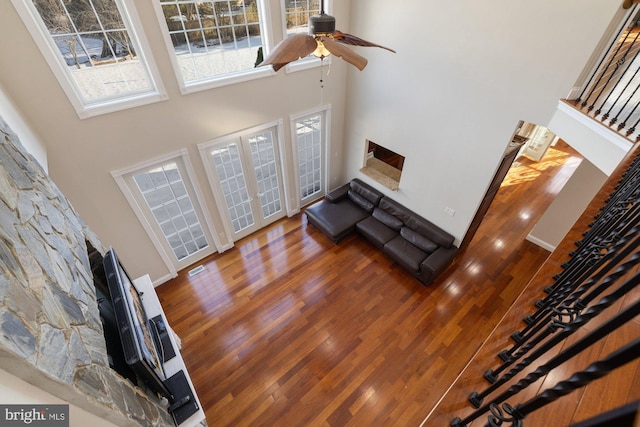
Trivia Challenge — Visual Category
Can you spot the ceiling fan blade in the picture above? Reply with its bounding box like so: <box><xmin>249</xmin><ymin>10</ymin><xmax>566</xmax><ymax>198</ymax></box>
<box><xmin>334</xmin><ymin>30</ymin><xmax>396</xmax><ymax>53</ymax></box>
<box><xmin>321</xmin><ymin>37</ymin><xmax>368</xmax><ymax>71</ymax></box>
<box><xmin>259</xmin><ymin>34</ymin><xmax>317</xmax><ymax>71</ymax></box>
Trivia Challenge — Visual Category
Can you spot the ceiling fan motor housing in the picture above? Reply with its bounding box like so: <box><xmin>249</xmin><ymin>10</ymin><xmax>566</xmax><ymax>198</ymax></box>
<box><xmin>309</xmin><ymin>13</ymin><xmax>336</xmax><ymax>35</ymax></box>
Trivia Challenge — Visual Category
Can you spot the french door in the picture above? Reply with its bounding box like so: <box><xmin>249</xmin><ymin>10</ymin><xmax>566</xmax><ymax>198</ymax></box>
<box><xmin>200</xmin><ymin>122</ymin><xmax>286</xmax><ymax>242</ymax></box>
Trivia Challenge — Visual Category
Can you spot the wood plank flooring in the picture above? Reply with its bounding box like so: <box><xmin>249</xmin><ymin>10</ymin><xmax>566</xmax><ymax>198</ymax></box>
<box><xmin>156</xmin><ymin>141</ymin><xmax>585</xmax><ymax>426</ymax></box>
<box><xmin>426</xmin><ymin>143</ymin><xmax>640</xmax><ymax>427</ymax></box>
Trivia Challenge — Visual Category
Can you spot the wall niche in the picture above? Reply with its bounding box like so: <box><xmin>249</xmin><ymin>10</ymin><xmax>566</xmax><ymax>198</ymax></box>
<box><xmin>360</xmin><ymin>140</ymin><xmax>404</xmax><ymax>191</ymax></box>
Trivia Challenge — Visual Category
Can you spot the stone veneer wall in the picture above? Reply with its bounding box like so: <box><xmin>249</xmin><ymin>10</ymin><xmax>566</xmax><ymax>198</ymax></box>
<box><xmin>0</xmin><ymin>115</ymin><xmax>173</xmax><ymax>427</ymax></box>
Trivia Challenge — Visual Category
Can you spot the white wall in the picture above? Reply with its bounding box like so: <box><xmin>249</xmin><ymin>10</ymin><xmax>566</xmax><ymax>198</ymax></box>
<box><xmin>0</xmin><ymin>0</ymin><xmax>350</xmax><ymax>282</ymax></box>
<box><xmin>526</xmin><ymin>158</ymin><xmax>608</xmax><ymax>251</ymax></box>
<box><xmin>343</xmin><ymin>0</ymin><xmax>622</xmax><ymax>243</ymax></box>
<box><xmin>0</xmin><ymin>369</ymin><xmax>117</xmax><ymax>427</ymax></box>
<box><xmin>0</xmin><ymin>82</ymin><xmax>47</xmax><ymax>172</ymax></box>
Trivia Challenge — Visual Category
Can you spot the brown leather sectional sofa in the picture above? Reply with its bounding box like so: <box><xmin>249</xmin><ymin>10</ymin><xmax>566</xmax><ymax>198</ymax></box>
<box><xmin>304</xmin><ymin>179</ymin><xmax>458</xmax><ymax>285</ymax></box>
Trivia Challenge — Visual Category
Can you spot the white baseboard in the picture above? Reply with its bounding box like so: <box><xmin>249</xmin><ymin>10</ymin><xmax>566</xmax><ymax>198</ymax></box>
<box><xmin>218</xmin><ymin>242</ymin><xmax>235</xmax><ymax>253</ymax></box>
<box><xmin>525</xmin><ymin>234</ymin><xmax>556</xmax><ymax>252</ymax></box>
<box><xmin>151</xmin><ymin>272</ymin><xmax>177</xmax><ymax>287</ymax></box>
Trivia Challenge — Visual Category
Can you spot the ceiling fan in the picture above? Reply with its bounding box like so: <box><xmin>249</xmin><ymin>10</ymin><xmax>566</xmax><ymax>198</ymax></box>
<box><xmin>259</xmin><ymin>1</ymin><xmax>395</xmax><ymax>72</ymax></box>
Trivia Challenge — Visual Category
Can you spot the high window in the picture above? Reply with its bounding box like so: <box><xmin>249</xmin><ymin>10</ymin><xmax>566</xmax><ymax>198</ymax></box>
<box><xmin>12</xmin><ymin>0</ymin><xmax>166</xmax><ymax>118</ymax></box>
<box><xmin>155</xmin><ymin>0</ymin><xmax>272</xmax><ymax>92</ymax></box>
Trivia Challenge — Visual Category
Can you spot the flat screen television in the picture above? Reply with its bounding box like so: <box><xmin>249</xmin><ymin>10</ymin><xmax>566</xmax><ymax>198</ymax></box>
<box><xmin>103</xmin><ymin>248</ymin><xmax>173</xmax><ymax>400</ymax></box>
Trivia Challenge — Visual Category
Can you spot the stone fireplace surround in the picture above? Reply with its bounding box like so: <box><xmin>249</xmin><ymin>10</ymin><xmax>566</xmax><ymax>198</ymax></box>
<box><xmin>0</xmin><ymin>115</ymin><xmax>173</xmax><ymax>426</ymax></box>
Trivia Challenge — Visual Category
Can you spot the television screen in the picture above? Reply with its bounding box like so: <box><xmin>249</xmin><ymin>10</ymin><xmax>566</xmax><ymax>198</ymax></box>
<box><xmin>103</xmin><ymin>248</ymin><xmax>172</xmax><ymax>399</ymax></box>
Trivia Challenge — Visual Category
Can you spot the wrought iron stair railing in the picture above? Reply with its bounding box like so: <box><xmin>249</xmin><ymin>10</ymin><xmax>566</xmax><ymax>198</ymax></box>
<box><xmin>450</xmin><ymin>144</ymin><xmax>640</xmax><ymax>426</ymax></box>
<box><xmin>567</xmin><ymin>4</ymin><xmax>640</xmax><ymax>142</ymax></box>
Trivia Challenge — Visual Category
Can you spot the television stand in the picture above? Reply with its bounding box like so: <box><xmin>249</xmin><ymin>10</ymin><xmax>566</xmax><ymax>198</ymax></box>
<box><xmin>134</xmin><ymin>275</ymin><xmax>205</xmax><ymax>427</ymax></box>
<box><xmin>165</xmin><ymin>370</ymin><xmax>198</xmax><ymax>424</ymax></box>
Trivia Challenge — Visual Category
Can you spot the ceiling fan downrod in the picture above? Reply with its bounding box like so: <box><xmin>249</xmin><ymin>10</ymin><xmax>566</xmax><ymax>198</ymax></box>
<box><xmin>309</xmin><ymin>0</ymin><xmax>335</xmax><ymax>35</ymax></box>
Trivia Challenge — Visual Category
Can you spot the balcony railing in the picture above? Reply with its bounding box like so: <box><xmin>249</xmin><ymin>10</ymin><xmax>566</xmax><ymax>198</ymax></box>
<box><xmin>567</xmin><ymin>5</ymin><xmax>640</xmax><ymax>142</ymax></box>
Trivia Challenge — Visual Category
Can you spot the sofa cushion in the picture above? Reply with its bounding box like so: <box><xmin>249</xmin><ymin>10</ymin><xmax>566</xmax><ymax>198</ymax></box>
<box><xmin>348</xmin><ymin>190</ymin><xmax>375</xmax><ymax>213</ymax></box>
<box><xmin>384</xmin><ymin>236</ymin><xmax>428</xmax><ymax>272</ymax></box>
<box><xmin>350</xmin><ymin>179</ymin><xmax>383</xmax><ymax>205</ymax></box>
<box><xmin>356</xmin><ymin>216</ymin><xmax>399</xmax><ymax>249</ymax></box>
<box><xmin>378</xmin><ymin>197</ymin><xmax>413</xmax><ymax>224</ymax></box>
<box><xmin>400</xmin><ymin>227</ymin><xmax>438</xmax><ymax>253</ymax></box>
<box><xmin>406</xmin><ymin>216</ymin><xmax>455</xmax><ymax>248</ymax></box>
<box><xmin>372</xmin><ymin>207</ymin><xmax>403</xmax><ymax>231</ymax></box>
<box><xmin>305</xmin><ymin>198</ymin><xmax>370</xmax><ymax>242</ymax></box>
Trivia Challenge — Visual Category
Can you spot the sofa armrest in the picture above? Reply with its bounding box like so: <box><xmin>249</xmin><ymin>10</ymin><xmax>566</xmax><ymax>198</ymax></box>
<box><xmin>420</xmin><ymin>245</ymin><xmax>458</xmax><ymax>283</ymax></box>
<box><xmin>325</xmin><ymin>183</ymin><xmax>350</xmax><ymax>203</ymax></box>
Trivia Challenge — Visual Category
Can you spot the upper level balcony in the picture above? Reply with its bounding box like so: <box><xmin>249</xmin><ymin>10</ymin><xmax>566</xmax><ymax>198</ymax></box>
<box><xmin>551</xmin><ymin>2</ymin><xmax>640</xmax><ymax>175</ymax></box>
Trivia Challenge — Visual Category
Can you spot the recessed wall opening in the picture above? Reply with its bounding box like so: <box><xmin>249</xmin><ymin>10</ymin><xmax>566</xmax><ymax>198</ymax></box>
<box><xmin>360</xmin><ymin>140</ymin><xmax>405</xmax><ymax>191</ymax></box>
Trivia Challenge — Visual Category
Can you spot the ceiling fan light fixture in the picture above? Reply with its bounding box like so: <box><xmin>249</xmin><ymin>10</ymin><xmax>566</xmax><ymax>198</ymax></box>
<box><xmin>312</xmin><ymin>39</ymin><xmax>331</xmax><ymax>59</ymax></box>
<box><xmin>257</xmin><ymin>0</ymin><xmax>394</xmax><ymax>72</ymax></box>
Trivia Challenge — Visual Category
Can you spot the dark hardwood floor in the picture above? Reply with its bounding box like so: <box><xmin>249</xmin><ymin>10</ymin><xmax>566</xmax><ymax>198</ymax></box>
<box><xmin>157</xmin><ymin>141</ymin><xmax>586</xmax><ymax>426</ymax></box>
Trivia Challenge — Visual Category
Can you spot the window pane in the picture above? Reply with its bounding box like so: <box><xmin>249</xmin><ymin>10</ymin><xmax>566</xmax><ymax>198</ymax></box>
<box><xmin>33</xmin><ymin>0</ymin><xmax>73</xmax><ymax>34</ymax></box>
<box><xmin>284</xmin><ymin>0</ymin><xmax>320</xmax><ymax>36</ymax></box>
<box><xmin>94</xmin><ymin>0</ymin><xmax>125</xmax><ymax>30</ymax></box>
<box><xmin>30</xmin><ymin>0</ymin><xmax>156</xmax><ymax>103</ymax></box>
<box><xmin>159</xmin><ymin>0</ymin><xmax>265</xmax><ymax>83</ymax></box>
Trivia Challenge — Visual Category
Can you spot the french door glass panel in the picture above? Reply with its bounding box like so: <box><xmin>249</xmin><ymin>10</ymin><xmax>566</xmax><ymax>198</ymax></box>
<box><xmin>248</xmin><ymin>131</ymin><xmax>283</xmax><ymax>219</ymax></box>
<box><xmin>210</xmin><ymin>143</ymin><xmax>255</xmax><ymax>234</ymax></box>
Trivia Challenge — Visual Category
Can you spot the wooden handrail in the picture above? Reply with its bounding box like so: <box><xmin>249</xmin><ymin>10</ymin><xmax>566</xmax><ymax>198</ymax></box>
<box><xmin>623</xmin><ymin>0</ymin><xmax>640</xmax><ymax>9</ymax></box>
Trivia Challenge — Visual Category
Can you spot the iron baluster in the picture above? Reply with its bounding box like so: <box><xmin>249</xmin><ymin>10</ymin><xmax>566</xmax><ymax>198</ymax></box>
<box><xmin>453</xmin><ymin>298</ymin><xmax>640</xmax><ymax>426</ymax></box>
<box><xmin>480</xmin><ymin>255</ymin><xmax>640</xmax><ymax>395</ymax></box>
<box><xmin>575</xmin><ymin>6</ymin><xmax>638</xmax><ymax>104</ymax></box>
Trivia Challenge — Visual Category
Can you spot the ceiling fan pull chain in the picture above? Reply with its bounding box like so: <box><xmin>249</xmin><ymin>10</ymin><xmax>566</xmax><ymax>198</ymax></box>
<box><xmin>319</xmin><ymin>57</ymin><xmax>325</xmax><ymax>105</ymax></box>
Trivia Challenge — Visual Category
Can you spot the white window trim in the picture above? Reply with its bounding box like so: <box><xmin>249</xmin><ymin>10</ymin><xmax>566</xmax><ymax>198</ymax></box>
<box><xmin>111</xmin><ymin>149</ymin><xmax>221</xmax><ymax>277</ymax></box>
<box><xmin>151</xmin><ymin>0</ymin><xmax>276</xmax><ymax>94</ymax></box>
<box><xmin>290</xmin><ymin>105</ymin><xmax>331</xmax><ymax>210</ymax></box>
<box><xmin>279</xmin><ymin>0</ymin><xmax>332</xmax><ymax>73</ymax></box>
<box><xmin>197</xmin><ymin>119</ymin><xmax>289</xmax><ymax>244</ymax></box>
<box><xmin>11</xmin><ymin>0</ymin><xmax>168</xmax><ymax>119</ymax></box>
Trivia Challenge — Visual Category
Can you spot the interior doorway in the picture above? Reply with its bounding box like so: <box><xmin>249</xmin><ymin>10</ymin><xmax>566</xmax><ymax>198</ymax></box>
<box><xmin>459</xmin><ymin>120</ymin><xmax>564</xmax><ymax>251</ymax></box>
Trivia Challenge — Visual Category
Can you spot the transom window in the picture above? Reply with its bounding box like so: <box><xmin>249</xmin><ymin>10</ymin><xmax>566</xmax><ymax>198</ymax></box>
<box><xmin>12</xmin><ymin>0</ymin><xmax>165</xmax><ymax>117</ymax></box>
<box><xmin>284</xmin><ymin>0</ymin><xmax>320</xmax><ymax>36</ymax></box>
<box><xmin>156</xmin><ymin>0</ymin><xmax>270</xmax><ymax>91</ymax></box>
